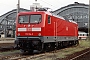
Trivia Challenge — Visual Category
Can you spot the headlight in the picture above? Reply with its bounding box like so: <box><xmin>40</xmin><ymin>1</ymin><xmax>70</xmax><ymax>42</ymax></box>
<box><xmin>18</xmin><ymin>33</ymin><xmax>20</xmax><ymax>36</ymax></box>
<box><xmin>38</xmin><ymin>33</ymin><xmax>41</xmax><ymax>36</ymax></box>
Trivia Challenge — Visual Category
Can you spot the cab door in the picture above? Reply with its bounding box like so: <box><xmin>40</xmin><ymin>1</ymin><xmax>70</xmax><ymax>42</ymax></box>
<box><xmin>47</xmin><ymin>15</ymin><xmax>52</xmax><ymax>36</ymax></box>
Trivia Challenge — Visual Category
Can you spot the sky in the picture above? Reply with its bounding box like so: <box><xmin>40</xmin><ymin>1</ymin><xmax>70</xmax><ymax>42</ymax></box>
<box><xmin>0</xmin><ymin>0</ymin><xmax>89</xmax><ymax>15</ymax></box>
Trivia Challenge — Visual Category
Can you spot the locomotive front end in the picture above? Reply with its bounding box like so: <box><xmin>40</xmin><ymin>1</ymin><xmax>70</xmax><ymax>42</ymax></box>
<box><xmin>15</xmin><ymin>12</ymin><xmax>45</xmax><ymax>53</ymax></box>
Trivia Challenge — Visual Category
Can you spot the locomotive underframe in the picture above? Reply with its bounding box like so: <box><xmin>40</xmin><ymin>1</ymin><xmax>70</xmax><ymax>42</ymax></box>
<box><xmin>15</xmin><ymin>36</ymin><xmax>43</xmax><ymax>51</ymax></box>
<box><xmin>15</xmin><ymin>36</ymin><xmax>79</xmax><ymax>53</ymax></box>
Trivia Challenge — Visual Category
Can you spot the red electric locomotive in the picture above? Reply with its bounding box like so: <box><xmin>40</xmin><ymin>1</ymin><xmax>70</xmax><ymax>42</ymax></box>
<box><xmin>15</xmin><ymin>11</ymin><xmax>79</xmax><ymax>53</ymax></box>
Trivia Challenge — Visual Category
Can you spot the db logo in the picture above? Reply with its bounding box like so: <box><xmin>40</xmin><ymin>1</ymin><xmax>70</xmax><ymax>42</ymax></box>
<box><xmin>27</xmin><ymin>28</ymin><xmax>32</xmax><ymax>31</ymax></box>
<box><xmin>29</xmin><ymin>33</ymin><xmax>33</xmax><ymax>35</ymax></box>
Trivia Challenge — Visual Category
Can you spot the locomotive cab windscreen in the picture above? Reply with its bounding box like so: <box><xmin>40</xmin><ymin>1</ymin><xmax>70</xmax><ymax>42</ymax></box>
<box><xmin>19</xmin><ymin>14</ymin><xmax>42</xmax><ymax>24</ymax></box>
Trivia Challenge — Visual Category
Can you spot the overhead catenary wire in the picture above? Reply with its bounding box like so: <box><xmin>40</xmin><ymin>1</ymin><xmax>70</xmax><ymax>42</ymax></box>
<box><xmin>40</xmin><ymin>0</ymin><xmax>59</xmax><ymax>11</ymax></box>
<box><xmin>40</xmin><ymin>0</ymin><xmax>53</xmax><ymax>7</ymax></box>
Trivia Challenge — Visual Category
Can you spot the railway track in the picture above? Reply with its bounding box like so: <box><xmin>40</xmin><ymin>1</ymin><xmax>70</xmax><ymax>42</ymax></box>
<box><xmin>0</xmin><ymin>39</ymin><xmax>90</xmax><ymax>60</ymax></box>
<box><xmin>0</xmin><ymin>45</ymin><xmax>72</xmax><ymax>60</ymax></box>
<box><xmin>70</xmin><ymin>50</ymin><xmax>90</xmax><ymax>60</ymax></box>
<box><xmin>76</xmin><ymin>50</ymin><xmax>90</xmax><ymax>60</ymax></box>
<box><xmin>60</xmin><ymin>48</ymin><xmax>90</xmax><ymax>60</ymax></box>
<box><xmin>0</xmin><ymin>38</ymin><xmax>15</xmax><ymax>52</ymax></box>
<box><xmin>0</xmin><ymin>46</ymin><xmax>15</xmax><ymax>53</ymax></box>
<box><xmin>0</xmin><ymin>50</ymin><xmax>58</xmax><ymax>60</ymax></box>
<box><xmin>0</xmin><ymin>47</ymin><xmax>90</xmax><ymax>60</ymax></box>
<box><xmin>0</xmin><ymin>50</ymin><xmax>20</xmax><ymax>60</ymax></box>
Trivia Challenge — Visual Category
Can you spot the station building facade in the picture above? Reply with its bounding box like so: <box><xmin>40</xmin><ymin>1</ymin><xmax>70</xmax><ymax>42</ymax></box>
<box><xmin>0</xmin><ymin>8</ymin><xmax>30</xmax><ymax>38</ymax></box>
<box><xmin>52</xmin><ymin>2</ymin><xmax>89</xmax><ymax>32</ymax></box>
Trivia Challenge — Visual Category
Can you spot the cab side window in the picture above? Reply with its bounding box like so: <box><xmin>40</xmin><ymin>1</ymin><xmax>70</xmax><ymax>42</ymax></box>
<box><xmin>48</xmin><ymin>15</ymin><xmax>51</xmax><ymax>24</ymax></box>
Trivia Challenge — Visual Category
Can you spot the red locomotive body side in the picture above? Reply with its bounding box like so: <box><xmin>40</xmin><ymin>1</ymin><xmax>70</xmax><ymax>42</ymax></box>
<box><xmin>42</xmin><ymin>13</ymin><xmax>78</xmax><ymax>42</ymax></box>
<box><xmin>44</xmin><ymin>15</ymin><xmax>78</xmax><ymax>36</ymax></box>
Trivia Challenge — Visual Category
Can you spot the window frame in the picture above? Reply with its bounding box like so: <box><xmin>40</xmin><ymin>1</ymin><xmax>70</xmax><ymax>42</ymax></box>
<box><xmin>18</xmin><ymin>14</ymin><xmax>42</xmax><ymax>24</ymax></box>
<box><xmin>29</xmin><ymin>14</ymin><xmax>42</xmax><ymax>24</ymax></box>
<box><xmin>18</xmin><ymin>15</ymin><xmax>29</xmax><ymax>24</ymax></box>
<box><xmin>48</xmin><ymin>15</ymin><xmax>51</xmax><ymax>24</ymax></box>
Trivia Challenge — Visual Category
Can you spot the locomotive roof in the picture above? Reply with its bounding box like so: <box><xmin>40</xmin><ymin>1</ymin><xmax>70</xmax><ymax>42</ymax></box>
<box><xmin>18</xmin><ymin>11</ymin><xmax>77</xmax><ymax>24</ymax></box>
<box><xmin>42</xmin><ymin>11</ymin><xmax>65</xmax><ymax>20</ymax></box>
<box><xmin>43</xmin><ymin>12</ymin><xmax>77</xmax><ymax>24</ymax></box>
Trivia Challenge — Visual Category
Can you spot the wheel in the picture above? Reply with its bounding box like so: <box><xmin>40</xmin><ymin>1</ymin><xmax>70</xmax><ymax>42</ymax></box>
<box><xmin>20</xmin><ymin>49</ymin><xmax>26</xmax><ymax>54</ymax></box>
<box><xmin>76</xmin><ymin>40</ymin><xmax>79</xmax><ymax>45</ymax></box>
<box><xmin>32</xmin><ymin>43</ymin><xmax>44</xmax><ymax>53</ymax></box>
<box><xmin>28</xmin><ymin>49</ymin><xmax>33</xmax><ymax>54</ymax></box>
<box><xmin>38</xmin><ymin>43</ymin><xmax>44</xmax><ymax>53</ymax></box>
